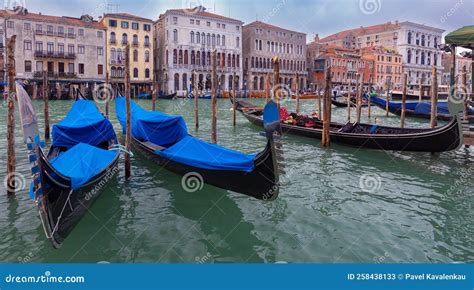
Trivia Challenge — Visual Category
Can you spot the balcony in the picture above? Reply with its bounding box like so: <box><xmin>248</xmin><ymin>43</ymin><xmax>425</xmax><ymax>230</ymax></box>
<box><xmin>35</xmin><ymin>50</ymin><xmax>76</xmax><ymax>59</ymax></box>
<box><xmin>144</xmin><ymin>42</ymin><xmax>150</xmax><ymax>48</ymax></box>
<box><xmin>110</xmin><ymin>60</ymin><xmax>125</xmax><ymax>66</ymax></box>
<box><xmin>67</xmin><ymin>33</ymin><xmax>76</xmax><ymax>39</ymax></box>
<box><xmin>57</xmin><ymin>32</ymin><xmax>65</xmax><ymax>37</ymax></box>
<box><xmin>132</xmin><ymin>41</ymin><xmax>139</xmax><ymax>47</ymax></box>
<box><xmin>33</xmin><ymin>71</ymin><xmax>77</xmax><ymax>79</ymax></box>
<box><xmin>35</xmin><ymin>30</ymin><xmax>43</xmax><ymax>35</ymax></box>
<box><xmin>46</xmin><ymin>31</ymin><xmax>54</xmax><ymax>36</ymax></box>
<box><xmin>122</xmin><ymin>40</ymin><xmax>128</xmax><ymax>45</ymax></box>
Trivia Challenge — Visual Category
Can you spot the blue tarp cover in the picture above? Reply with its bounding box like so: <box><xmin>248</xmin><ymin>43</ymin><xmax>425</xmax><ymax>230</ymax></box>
<box><xmin>52</xmin><ymin>100</ymin><xmax>116</xmax><ymax>148</ymax></box>
<box><xmin>50</xmin><ymin>143</ymin><xmax>118</xmax><ymax>189</ymax></box>
<box><xmin>370</xmin><ymin>96</ymin><xmax>473</xmax><ymax>115</ymax></box>
<box><xmin>116</xmin><ymin>96</ymin><xmax>188</xmax><ymax>147</ymax></box>
<box><xmin>155</xmin><ymin>136</ymin><xmax>256</xmax><ymax>172</ymax></box>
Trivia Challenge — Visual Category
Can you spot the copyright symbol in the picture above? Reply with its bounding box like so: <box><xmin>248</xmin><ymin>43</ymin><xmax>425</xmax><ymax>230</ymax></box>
<box><xmin>397</xmin><ymin>274</ymin><xmax>404</xmax><ymax>280</ymax></box>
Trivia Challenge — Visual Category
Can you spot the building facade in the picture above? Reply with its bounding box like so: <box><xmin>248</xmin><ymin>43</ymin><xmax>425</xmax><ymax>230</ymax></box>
<box><xmin>155</xmin><ymin>6</ymin><xmax>243</xmax><ymax>96</ymax></box>
<box><xmin>242</xmin><ymin>21</ymin><xmax>307</xmax><ymax>94</ymax></box>
<box><xmin>360</xmin><ymin>46</ymin><xmax>403</xmax><ymax>91</ymax></box>
<box><xmin>441</xmin><ymin>53</ymin><xmax>472</xmax><ymax>92</ymax></box>
<box><xmin>100</xmin><ymin>13</ymin><xmax>153</xmax><ymax>93</ymax></box>
<box><xmin>318</xmin><ymin>21</ymin><xmax>444</xmax><ymax>88</ymax></box>
<box><xmin>0</xmin><ymin>7</ymin><xmax>106</xmax><ymax>92</ymax></box>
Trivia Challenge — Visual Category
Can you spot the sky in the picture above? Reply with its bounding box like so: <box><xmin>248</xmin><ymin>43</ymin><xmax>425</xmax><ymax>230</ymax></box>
<box><xmin>12</xmin><ymin>0</ymin><xmax>474</xmax><ymax>42</ymax></box>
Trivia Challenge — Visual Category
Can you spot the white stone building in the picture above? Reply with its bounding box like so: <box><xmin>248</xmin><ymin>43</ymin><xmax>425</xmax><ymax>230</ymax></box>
<box><xmin>155</xmin><ymin>6</ymin><xmax>243</xmax><ymax>96</ymax></box>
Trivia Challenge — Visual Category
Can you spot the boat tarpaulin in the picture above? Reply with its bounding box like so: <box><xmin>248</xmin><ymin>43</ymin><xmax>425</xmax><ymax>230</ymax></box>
<box><xmin>370</xmin><ymin>96</ymin><xmax>418</xmax><ymax>110</ymax></box>
<box><xmin>52</xmin><ymin>100</ymin><xmax>116</xmax><ymax>148</ymax></box>
<box><xmin>116</xmin><ymin>96</ymin><xmax>188</xmax><ymax>147</ymax></box>
<box><xmin>155</xmin><ymin>136</ymin><xmax>256</xmax><ymax>172</ymax></box>
<box><xmin>50</xmin><ymin>143</ymin><xmax>118</xmax><ymax>189</ymax></box>
<box><xmin>414</xmin><ymin>102</ymin><xmax>450</xmax><ymax>115</ymax></box>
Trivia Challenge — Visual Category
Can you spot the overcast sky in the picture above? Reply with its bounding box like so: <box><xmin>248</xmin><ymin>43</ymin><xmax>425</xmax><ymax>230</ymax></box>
<box><xmin>17</xmin><ymin>0</ymin><xmax>473</xmax><ymax>42</ymax></box>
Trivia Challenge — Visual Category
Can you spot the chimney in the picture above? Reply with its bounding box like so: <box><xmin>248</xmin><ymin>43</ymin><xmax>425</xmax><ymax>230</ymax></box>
<box><xmin>314</xmin><ymin>33</ymin><xmax>319</xmax><ymax>42</ymax></box>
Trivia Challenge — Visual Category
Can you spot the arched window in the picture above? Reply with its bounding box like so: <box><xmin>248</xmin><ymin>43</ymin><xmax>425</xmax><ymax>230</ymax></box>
<box><xmin>144</xmin><ymin>35</ymin><xmax>150</xmax><ymax>46</ymax></box>
<box><xmin>206</xmin><ymin>51</ymin><xmax>211</xmax><ymax>66</ymax></box>
<box><xmin>174</xmin><ymin>73</ymin><xmax>180</xmax><ymax>91</ymax></box>
<box><xmin>212</xmin><ymin>34</ymin><xmax>216</xmax><ymax>46</ymax></box>
<box><xmin>179</xmin><ymin>50</ymin><xmax>183</xmax><ymax>64</ymax></box>
<box><xmin>259</xmin><ymin>40</ymin><xmax>262</xmax><ymax>51</ymax></box>
<box><xmin>133</xmin><ymin>49</ymin><xmax>138</xmax><ymax>62</ymax></box>
<box><xmin>117</xmin><ymin>49</ymin><xmax>122</xmax><ymax>64</ymax></box>
<box><xmin>122</xmin><ymin>33</ymin><xmax>128</xmax><ymax>44</ymax></box>
<box><xmin>259</xmin><ymin>76</ymin><xmax>264</xmax><ymax>90</ymax></box>
<box><xmin>145</xmin><ymin>50</ymin><xmax>150</xmax><ymax>62</ymax></box>
<box><xmin>229</xmin><ymin>75</ymin><xmax>233</xmax><ymax>90</ymax></box>
<box><xmin>173</xmin><ymin>29</ymin><xmax>178</xmax><ymax>42</ymax></box>
<box><xmin>232</xmin><ymin>55</ymin><xmax>236</xmax><ymax>67</ymax></box>
<box><xmin>434</xmin><ymin>53</ymin><xmax>438</xmax><ymax>66</ymax></box>
<box><xmin>201</xmin><ymin>32</ymin><xmax>205</xmax><ymax>44</ymax></box>
<box><xmin>253</xmin><ymin>76</ymin><xmax>258</xmax><ymax>90</ymax></box>
<box><xmin>196</xmin><ymin>51</ymin><xmax>201</xmax><ymax>65</ymax></box>
<box><xmin>133</xmin><ymin>34</ymin><xmax>138</xmax><ymax>45</ymax></box>
<box><xmin>434</xmin><ymin>37</ymin><xmax>438</xmax><ymax>48</ymax></box>
<box><xmin>111</xmin><ymin>48</ymin><xmax>116</xmax><ymax>63</ymax></box>
<box><xmin>236</xmin><ymin>55</ymin><xmax>240</xmax><ymax>68</ymax></box>
<box><xmin>407</xmin><ymin>50</ymin><xmax>411</xmax><ymax>63</ymax></box>
<box><xmin>145</xmin><ymin>68</ymin><xmax>150</xmax><ymax>79</ymax></box>
<box><xmin>182</xmin><ymin>73</ymin><xmax>188</xmax><ymax>91</ymax></box>
<box><xmin>110</xmin><ymin>32</ymin><xmax>116</xmax><ymax>42</ymax></box>
<box><xmin>133</xmin><ymin>68</ymin><xmax>138</xmax><ymax>78</ymax></box>
<box><xmin>196</xmin><ymin>32</ymin><xmax>200</xmax><ymax>43</ymax></box>
<box><xmin>227</xmin><ymin>54</ymin><xmax>231</xmax><ymax>67</ymax></box>
<box><xmin>407</xmin><ymin>32</ymin><xmax>412</xmax><ymax>44</ymax></box>
<box><xmin>111</xmin><ymin>67</ymin><xmax>116</xmax><ymax>77</ymax></box>
<box><xmin>217</xmin><ymin>34</ymin><xmax>221</xmax><ymax>46</ymax></box>
<box><xmin>222</xmin><ymin>35</ymin><xmax>225</xmax><ymax>46</ymax></box>
<box><xmin>251</xmin><ymin>57</ymin><xmax>254</xmax><ymax>68</ymax></box>
<box><xmin>207</xmin><ymin>33</ymin><xmax>211</xmax><ymax>46</ymax></box>
<box><xmin>173</xmin><ymin>49</ymin><xmax>177</xmax><ymax>64</ymax></box>
<box><xmin>184</xmin><ymin>50</ymin><xmax>189</xmax><ymax>65</ymax></box>
<box><xmin>421</xmin><ymin>35</ymin><xmax>425</xmax><ymax>46</ymax></box>
<box><xmin>191</xmin><ymin>51</ymin><xmax>196</xmax><ymax>65</ymax></box>
<box><xmin>421</xmin><ymin>51</ymin><xmax>425</xmax><ymax>65</ymax></box>
<box><xmin>190</xmin><ymin>31</ymin><xmax>195</xmax><ymax>43</ymax></box>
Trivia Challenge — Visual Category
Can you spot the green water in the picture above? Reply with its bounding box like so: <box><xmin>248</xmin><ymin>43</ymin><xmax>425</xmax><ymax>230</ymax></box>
<box><xmin>0</xmin><ymin>98</ymin><xmax>473</xmax><ymax>263</ymax></box>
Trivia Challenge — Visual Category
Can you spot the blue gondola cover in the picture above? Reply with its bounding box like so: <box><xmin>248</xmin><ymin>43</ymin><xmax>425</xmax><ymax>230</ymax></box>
<box><xmin>116</xmin><ymin>96</ymin><xmax>188</xmax><ymax>147</ymax></box>
<box><xmin>52</xmin><ymin>100</ymin><xmax>116</xmax><ymax>148</ymax></box>
<box><xmin>155</xmin><ymin>136</ymin><xmax>256</xmax><ymax>172</ymax></box>
<box><xmin>50</xmin><ymin>143</ymin><xmax>118</xmax><ymax>189</ymax></box>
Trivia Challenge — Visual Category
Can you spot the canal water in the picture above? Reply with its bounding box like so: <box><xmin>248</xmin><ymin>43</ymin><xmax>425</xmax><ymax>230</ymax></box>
<box><xmin>0</xmin><ymin>98</ymin><xmax>472</xmax><ymax>263</ymax></box>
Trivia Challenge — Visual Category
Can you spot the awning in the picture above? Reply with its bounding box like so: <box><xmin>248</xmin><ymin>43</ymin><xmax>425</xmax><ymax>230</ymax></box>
<box><xmin>445</xmin><ymin>26</ymin><xmax>474</xmax><ymax>49</ymax></box>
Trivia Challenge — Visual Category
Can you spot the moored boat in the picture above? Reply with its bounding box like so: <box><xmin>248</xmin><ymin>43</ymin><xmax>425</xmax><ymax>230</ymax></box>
<box><xmin>115</xmin><ymin>96</ymin><xmax>283</xmax><ymax>200</ymax></box>
<box><xmin>16</xmin><ymin>82</ymin><xmax>120</xmax><ymax>248</ymax></box>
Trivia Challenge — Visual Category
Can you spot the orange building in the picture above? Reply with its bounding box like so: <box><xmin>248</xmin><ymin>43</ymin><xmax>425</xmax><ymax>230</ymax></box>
<box><xmin>360</xmin><ymin>46</ymin><xmax>403</xmax><ymax>91</ymax></box>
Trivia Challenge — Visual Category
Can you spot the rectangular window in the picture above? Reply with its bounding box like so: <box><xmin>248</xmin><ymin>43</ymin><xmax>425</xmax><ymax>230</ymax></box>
<box><xmin>68</xmin><ymin>44</ymin><xmax>74</xmax><ymax>55</ymax></box>
<box><xmin>24</xmin><ymin>23</ymin><xmax>31</xmax><ymax>31</ymax></box>
<box><xmin>47</xmin><ymin>43</ymin><xmax>54</xmax><ymax>53</ymax></box>
<box><xmin>68</xmin><ymin>27</ymin><xmax>74</xmax><ymax>36</ymax></box>
<box><xmin>196</xmin><ymin>20</ymin><xmax>200</xmax><ymax>25</ymax></box>
<box><xmin>132</xmin><ymin>22</ymin><xmax>139</xmax><ymax>30</ymax></box>
<box><xmin>78</xmin><ymin>29</ymin><xmax>84</xmax><ymax>36</ymax></box>
<box><xmin>24</xmin><ymin>61</ymin><xmax>32</xmax><ymax>72</ymax></box>
<box><xmin>206</xmin><ymin>21</ymin><xmax>211</xmax><ymax>27</ymax></box>
<box><xmin>68</xmin><ymin>63</ymin><xmax>74</xmax><ymax>73</ymax></box>
<box><xmin>222</xmin><ymin>24</ymin><xmax>225</xmax><ymax>29</ymax></box>
<box><xmin>58</xmin><ymin>26</ymin><xmax>64</xmax><ymax>35</ymax></box>
<box><xmin>173</xmin><ymin>17</ymin><xmax>178</xmax><ymax>24</ymax></box>
<box><xmin>98</xmin><ymin>64</ymin><xmax>103</xmax><ymax>75</ymax></box>
<box><xmin>79</xmin><ymin>63</ymin><xmax>84</xmax><ymax>74</ymax></box>
<box><xmin>109</xmin><ymin>19</ymin><xmax>117</xmax><ymax>27</ymax></box>
<box><xmin>97</xmin><ymin>47</ymin><xmax>103</xmax><ymax>55</ymax></box>
<box><xmin>217</xmin><ymin>23</ymin><xmax>220</xmax><ymax>28</ymax></box>
<box><xmin>58</xmin><ymin>62</ymin><xmax>64</xmax><ymax>73</ymax></box>
<box><xmin>97</xmin><ymin>31</ymin><xmax>103</xmax><ymax>38</ymax></box>
<box><xmin>190</xmin><ymin>19</ymin><xmax>194</xmax><ymax>24</ymax></box>
<box><xmin>47</xmin><ymin>25</ymin><xmax>53</xmax><ymax>34</ymax></box>
<box><xmin>35</xmin><ymin>24</ymin><xmax>42</xmax><ymax>32</ymax></box>
<box><xmin>7</xmin><ymin>21</ymin><xmax>14</xmax><ymax>28</ymax></box>
<box><xmin>58</xmin><ymin>43</ymin><xmax>64</xmax><ymax>53</ymax></box>
<box><xmin>35</xmin><ymin>42</ymin><xmax>43</xmax><ymax>52</ymax></box>
<box><xmin>24</xmin><ymin>40</ymin><xmax>32</xmax><ymax>51</ymax></box>
<box><xmin>78</xmin><ymin>45</ymin><xmax>85</xmax><ymax>54</ymax></box>
<box><xmin>121</xmin><ymin>21</ymin><xmax>129</xmax><ymax>29</ymax></box>
<box><xmin>143</xmin><ymin>24</ymin><xmax>151</xmax><ymax>31</ymax></box>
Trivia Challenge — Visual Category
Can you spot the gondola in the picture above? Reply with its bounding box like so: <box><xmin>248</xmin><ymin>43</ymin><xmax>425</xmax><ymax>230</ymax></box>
<box><xmin>234</xmin><ymin>99</ymin><xmax>464</xmax><ymax>152</ymax></box>
<box><xmin>158</xmin><ymin>92</ymin><xmax>177</xmax><ymax>100</ymax></box>
<box><xmin>115</xmin><ymin>96</ymin><xmax>283</xmax><ymax>200</ymax></box>
<box><xmin>331</xmin><ymin>96</ymin><xmax>368</xmax><ymax>108</ymax></box>
<box><xmin>16</xmin><ymin>82</ymin><xmax>120</xmax><ymax>248</ymax></box>
<box><xmin>370</xmin><ymin>95</ymin><xmax>474</xmax><ymax>121</ymax></box>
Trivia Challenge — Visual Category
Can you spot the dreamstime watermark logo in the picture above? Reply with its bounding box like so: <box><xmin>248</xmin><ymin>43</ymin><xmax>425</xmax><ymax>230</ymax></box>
<box><xmin>359</xmin><ymin>173</ymin><xmax>382</xmax><ymax>193</ymax></box>
<box><xmin>442</xmin><ymin>167</ymin><xmax>473</xmax><ymax>200</ymax></box>
<box><xmin>262</xmin><ymin>0</ymin><xmax>287</xmax><ymax>23</ymax></box>
<box><xmin>271</xmin><ymin>84</ymin><xmax>293</xmax><ymax>105</ymax></box>
<box><xmin>373</xmin><ymin>252</ymin><xmax>390</xmax><ymax>264</ymax></box>
<box><xmin>448</xmin><ymin>74</ymin><xmax>470</xmax><ymax>105</ymax></box>
<box><xmin>4</xmin><ymin>0</ymin><xmax>26</xmax><ymax>14</ymax></box>
<box><xmin>17</xmin><ymin>252</ymin><xmax>34</xmax><ymax>264</ymax></box>
<box><xmin>440</xmin><ymin>0</ymin><xmax>464</xmax><ymax>23</ymax></box>
<box><xmin>84</xmin><ymin>166</ymin><xmax>120</xmax><ymax>201</ymax></box>
<box><xmin>93</xmin><ymin>83</ymin><xmax>114</xmax><ymax>104</ymax></box>
<box><xmin>3</xmin><ymin>172</ymin><xmax>26</xmax><ymax>193</ymax></box>
<box><xmin>194</xmin><ymin>252</ymin><xmax>212</xmax><ymax>264</ymax></box>
<box><xmin>182</xmin><ymin>0</ymin><xmax>205</xmax><ymax>15</ymax></box>
<box><xmin>181</xmin><ymin>172</ymin><xmax>204</xmax><ymax>193</ymax></box>
<box><xmin>359</xmin><ymin>0</ymin><xmax>381</xmax><ymax>15</ymax></box>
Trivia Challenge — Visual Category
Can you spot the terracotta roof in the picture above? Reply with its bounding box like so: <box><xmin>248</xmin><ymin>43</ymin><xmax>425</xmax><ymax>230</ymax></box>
<box><xmin>102</xmin><ymin>13</ymin><xmax>153</xmax><ymax>23</ymax></box>
<box><xmin>319</xmin><ymin>22</ymin><xmax>400</xmax><ymax>43</ymax></box>
<box><xmin>0</xmin><ymin>9</ymin><xmax>106</xmax><ymax>30</ymax></box>
<box><xmin>244</xmin><ymin>21</ymin><xmax>306</xmax><ymax>36</ymax></box>
<box><xmin>166</xmin><ymin>8</ymin><xmax>243</xmax><ymax>24</ymax></box>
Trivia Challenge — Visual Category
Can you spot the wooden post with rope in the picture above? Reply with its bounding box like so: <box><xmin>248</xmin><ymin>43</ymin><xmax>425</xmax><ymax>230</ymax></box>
<box><xmin>43</xmin><ymin>70</ymin><xmax>50</xmax><ymax>139</ymax></box>
<box><xmin>124</xmin><ymin>44</ymin><xmax>131</xmax><ymax>178</ymax></box>
<box><xmin>400</xmin><ymin>73</ymin><xmax>408</xmax><ymax>128</ymax></box>
<box><xmin>211</xmin><ymin>50</ymin><xmax>217</xmax><ymax>144</ymax></box>
<box><xmin>322</xmin><ymin>67</ymin><xmax>332</xmax><ymax>147</ymax></box>
<box><xmin>6</xmin><ymin>36</ymin><xmax>16</xmax><ymax>195</ymax></box>
<box><xmin>193</xmin><ymin>70</ymin><xmax>199</xmax><ymax>129</ymax></box>
<box><xmin>232</xmin><ymin>70</ymin><xmax>236</xmax><ymax>127</ymax></box>
<box><xmin>430</xmin><ymin>66</ymin><xmax>438</xmax><ymax>129</ymax></box>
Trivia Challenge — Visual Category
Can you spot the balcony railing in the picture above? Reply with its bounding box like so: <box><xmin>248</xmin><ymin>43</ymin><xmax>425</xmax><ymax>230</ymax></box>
<box><xmin>46</xmin><ymin>31</ymin><xmax>54</xmax><ymax>36</ymax></box>
<box><xmin>144</xmin><ymin>42</ymin><xmax>150</xmax><ymax>48</ymax></box>
<box><xmin>35</xmin><ymin>30</ymin><xmax>43</xmax><ymax>35</ymax></box>
<box><xmin>132</xmin><ymin>41</ymin><xmax>139</xmax><ymax>47</ymax></box>
<box><xmin>122</xmin><ymin>40</ymin><xmax>128</xmax><ymax>45</ymax></box>
<box><xmin>35</xmin><ymin>50</ymin><xmax>76</xmax><ymax>59</ymax></box>
<box><xmin>57</xmin><ymin>32</ymin><xmax>65</xmax><ymax>37</ymax></box>
<box><xmin>67</xmin><ymin>33</ymin><xmax>76</xmax><ymax>39</ymax></box>
<box><xmin>33</xmin><ymin>71</ymin><xmax>77</xmax><ymax>79</ymax></box>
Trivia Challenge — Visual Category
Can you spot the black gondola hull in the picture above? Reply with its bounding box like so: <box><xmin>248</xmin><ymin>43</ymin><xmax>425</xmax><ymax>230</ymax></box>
<box><xmin>131</xmin><ymin>138</ymin><xmax>279</xmax><ymax>201</ymax></box>
<box><xmin>239</xmin><ymin>106</ymin><xmax>462</xmax><ymax>152</ymax></box>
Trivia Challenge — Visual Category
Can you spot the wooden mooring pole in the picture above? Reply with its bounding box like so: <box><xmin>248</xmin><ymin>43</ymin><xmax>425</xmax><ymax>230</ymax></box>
<box><xmin>211</xmin><ymin>50</ymin><xmax>217</xmax><ymax>144</ymax></box>
<box><xmin>418</xmin><ymin>77</ymin><xmax>423</xmax><ymax>102</ymax></box>
<box><xmin>232</xmin><ymin>71</ymin><xmax>236</xmax><ymax>127</ymax></box>
<box><xmin>322</xmin><ymin>67</ymin><xmax>332</xmax><ymax>147</ymax></box>
<box><xmin>105</xmin><ymin>72</ymin><xmax>110</xmax><ymax>118</ymax></box>
<box><xmin>124</xmin><ymin>45</ymin><xmax>131</xmax><ymax>178</ymax></box>
<box><xmin>265</xmin><ymin>74</ymin><xmax>269</xmax><ymax>104</ymax></box>
<box><xmin>295</xmin><ymin>73</ymin><xmax>300</xmax><ymax>114</ymax></box>
<box><xmin>385</xmin><ymin>77</ymin><xmax>390</xmax><ymax>117</ymax></box>
<box><xmin>347</xmin><ymin>79</ymin><xmax>351</xmax><ymax>121</ymax></box>
<box><xmin>152</xmin><ymin>72</ymin><xmax>157</xmax><ymax>111</ymax></box>
<box><xmin>400</xmin><ymin>73</ymin><xmax>408</xmax><ymax>128</ymax></box>
<box><xmin>368</xmin><ymin>76</ymin><xmax>372</xmax><ymax>119</ymax></box>
<box><xmin>6</xmin><ymin>36</ymin><xmax>16</xmax><ymax>195</ymax></box>
<box><xmin>430</xmin><ymin>66</ymin><xmax>438</xmax><ymax>129</ymax></box>
<box><xmin>193</xmin><ymin>70</ymin><xmax>199</xmax><ymax>129</ymax></box>
<box><xmin>462</xmin><ymin>64</ymin><xmax>468</xmax><ymax>121</ymax></box>
<box><xmin>43</xmin><ymin>70</ymin><xmax>50</xmax><ymax>140</ymax></box>
<box><xmin>318</xmin><ymin>84</ymin><xmax>322</xmax><ymax>119</ymax></box>
<box><xmin>272</xmin><ymin>57</ymin><xmax>280</xmax><ymax>109</ymax></box>
<box><xmin>356</xmin><ymin>74</ymin><xmax>363</xmax><ymax>123</ymax></box>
